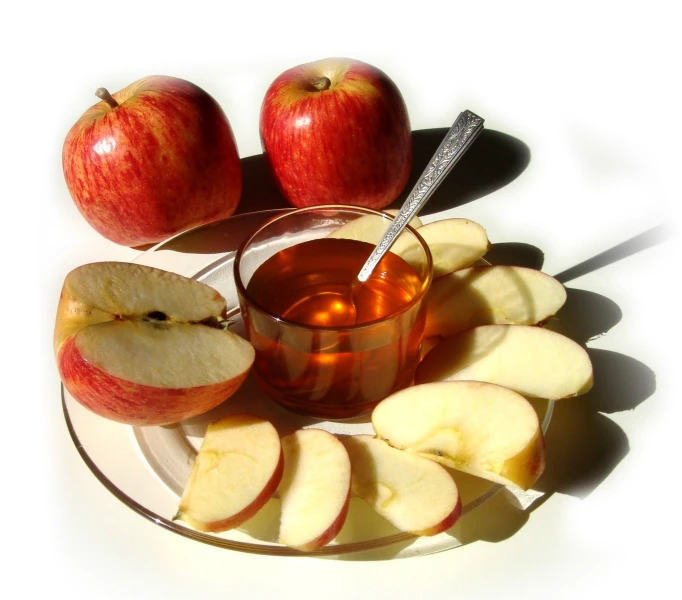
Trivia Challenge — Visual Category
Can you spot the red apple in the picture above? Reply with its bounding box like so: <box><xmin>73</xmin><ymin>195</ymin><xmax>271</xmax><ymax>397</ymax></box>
<box><xmin>62</xmin><ymin>75</ymin><xmax>242</xmax><ymax>247</ymax></box>
<box><xmin>259</xmin><ymin>57</ymin><xmax>412</xmax><ymax>209</ymax></box>
<box><xmin>55</xmin><ymin>262</ymin><xmax>255</xmax><ymax>426</ymax></box>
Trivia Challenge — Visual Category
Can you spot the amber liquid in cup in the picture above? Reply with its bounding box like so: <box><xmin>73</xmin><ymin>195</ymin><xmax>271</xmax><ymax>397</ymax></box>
<box><xmin>242</xmin><ymin>237</ymin><xmax>427</xmax><ymax>419</ymax></box>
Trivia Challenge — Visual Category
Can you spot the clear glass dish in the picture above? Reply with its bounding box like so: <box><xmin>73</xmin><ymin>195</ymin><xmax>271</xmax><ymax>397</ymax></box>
<box><xmin>62</xmin><ymin>209</ymin><xmax>553</xmax><ymax>559</ymax></box>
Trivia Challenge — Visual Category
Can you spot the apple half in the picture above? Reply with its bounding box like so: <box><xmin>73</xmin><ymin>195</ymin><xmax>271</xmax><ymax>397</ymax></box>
<box><xmin>277</xmin><ymin>429</ymin><xmax>351</xmax><ymax>551</ymax></box>
<box><xmin>372</xmin><ymin>381</ymin><xmax>546</xmax><ymax>490</ymax></box>
<box><xmin>424</xmin><ymin>265</ymin><xmax>567</xmax><ymax>339</ymax></box>
<box><xmin>175</xmin><ymin>414</ymin><xmax>283</xmax><ymax>532</ymax></box>
<box><xmin>416</xmin><ymin>324</ymin><xmax>594</xmax><ymax>400</ymax></box>
<box><xmin>55</xmin><ymin>261</ymin><xmax>255</xmax><ymax>426</ymax></box>
<box><xmin>341</xmin><ymin>434</ymin><xmax>462</xmax><ymax>536</ymax></box>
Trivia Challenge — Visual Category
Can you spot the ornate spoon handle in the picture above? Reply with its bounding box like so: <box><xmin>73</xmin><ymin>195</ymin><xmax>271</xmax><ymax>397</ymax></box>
<box><xmin>356</xmin><ymin>109</ymin><xmax>484</xmax><ymax>282</ymax></box>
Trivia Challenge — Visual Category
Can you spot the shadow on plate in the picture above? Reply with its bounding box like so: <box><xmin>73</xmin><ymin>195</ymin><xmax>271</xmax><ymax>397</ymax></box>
<box><xmin>484</xmin><ymin>242</ymin><xmax>546</xmax><ymax>271</ymax></box>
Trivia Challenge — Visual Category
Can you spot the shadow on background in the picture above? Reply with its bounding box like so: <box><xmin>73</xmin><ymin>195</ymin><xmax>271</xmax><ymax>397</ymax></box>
<box><xmin>554</xmin><ymin>223</ymin><xmax>676</xmax><ymax>284</ymax></box>
<box><xmin>447</xmin><ymin>248</ymin><xmax>657</xmax><ymax>545</ymax></box>
<box><xmin>234</xmin><ymin>153</ymin><xmax>289</xmax><ymax>215</ymax></box>
<box><xmin>233</xmin><ymin>127</ymin><xmax>532</xmax><ymax>217</ymax></box>
<box><xmin>454</xmin><ymin>352</ymin><xmax>655</xmax><ymax>546</ymax></box>
<box><xmin>160</xmin><ymin>127</ymin><xmax>530</xmax><ymax>255</ymax></box>
<box><xmin>532</xmin><ymin>348</ymin><xmax>655</xmax><ymax>501</ymax></box>
<box><xmin>388</xmin><ymin>128</ymin><xmax>531</xmax><ymax>215</ymax></box>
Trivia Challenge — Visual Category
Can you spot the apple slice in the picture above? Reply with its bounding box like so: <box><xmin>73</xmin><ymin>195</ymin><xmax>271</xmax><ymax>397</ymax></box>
<box><xmin>277</xmin><ymin>429</ymin><xmax>351</xmax><ymax>551</ymax></box>
<box><xmin>386</xmin><ymin>208</ymin><xmax>423</xmax><ymax>228</ymax></box>
<box><xmin>328</xmin><ymin>211</ymin><xmax>427</xmax><ymax>273</ymax></box>
<box><xmin>372</xmin><ymin>381</ymin><xmax>546</xmax><ymax>490</ymax></box>
<box><xmin>424</xmin><ymin>265</ymin><xmax>567</xmax><ymax>339</ymax></box>
<box><xmin>55</xmin><ymin>261</ymin><xmax>255</xmax><ymax>426</ymax></box>
<box><xmin>331</xmin><ymin>215</ymin><xmax>489</xmax><ymax>277</ymax></box>
<box><xmin>175</xmin><ymin>414</ymin><xmax>283</xmax><ymax>532</ymax></box>
<box><xmin>409</xmin><ymin>218</ymin><xmax>491</xmax><ymax>278</ymax></box>
<box><xmin>341</xmin><ymin>434</ymin><xmax>461</xmax><ymax>536</ymax></box>
<box><xmin>327</xmin><ymin>209</ymin><xmax>423</xmax><ymax>243</ymax></box>
<box><xmin>416</xmin><ymin>324</ymin><xmax>593</xmax><ymax>400</ymax></box>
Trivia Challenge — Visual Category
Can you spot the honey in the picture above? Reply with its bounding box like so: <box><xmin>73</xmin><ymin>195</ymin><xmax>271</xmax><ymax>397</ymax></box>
<box><xmin>242</xmin><ymin>237</ymin><xmax>427</xmax><ymax>419</ymax></box>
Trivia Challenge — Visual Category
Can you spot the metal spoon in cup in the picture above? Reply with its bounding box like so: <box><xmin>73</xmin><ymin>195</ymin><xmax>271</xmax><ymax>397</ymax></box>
<box><xmin>357</xmin><ymin>109</ymin><xmax>484</xmax><ymax>282</ymax></box>
<box><xmin>292</xmin><ymin>110</ymin><xmax>484</xmax><ymax>325</ymax></box>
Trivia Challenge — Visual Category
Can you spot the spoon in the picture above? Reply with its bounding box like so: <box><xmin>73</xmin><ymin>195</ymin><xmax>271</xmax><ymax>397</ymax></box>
<box><xmin>285</xmin><ymin>110</ymin><xmax>484</xmax><ymax>327</ymax></box>
<box><xmin>356</xmin><ymin>109</ymin><xmax>484</xmax><ymax>282</ymax></box>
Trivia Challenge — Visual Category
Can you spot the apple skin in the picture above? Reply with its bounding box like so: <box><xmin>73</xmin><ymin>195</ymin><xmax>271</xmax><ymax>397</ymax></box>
<box><xmin>259</xmin><ymin>58</ymin><xmax>412</xmax><ymax>209</ymax></box>
<box><xmin>62</xmin><ymin>75</ymin><xmax>242</xmax><ymax>247</ymax></box>
<box><xmin>58</xmin><ymin>335</ymin><xmax>250</xmax><ymax>427</ymax></box>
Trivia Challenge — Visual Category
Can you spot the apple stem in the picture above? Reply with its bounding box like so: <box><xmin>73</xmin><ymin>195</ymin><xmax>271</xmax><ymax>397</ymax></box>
<box><xmin>311</xmin><ymin>76</ymin><xmax>332</xmax><ymax>92</ymax></box>
<box><xmin>95</xmin><ymin>87</ymin><xmax>119</xmax><ymax>109</ymax></box>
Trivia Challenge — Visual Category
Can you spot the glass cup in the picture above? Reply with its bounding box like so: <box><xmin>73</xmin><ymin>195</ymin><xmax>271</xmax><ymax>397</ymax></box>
<box><xmin>234</xmin><ymin>205</ymin><xmax>433</xmax><ymax>419</ymax></box>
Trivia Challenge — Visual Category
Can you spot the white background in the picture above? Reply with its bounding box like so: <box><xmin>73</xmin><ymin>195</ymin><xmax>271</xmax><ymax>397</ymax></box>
<box><xmin>3</xmin><ymin>1</ymin><xmax>679</xmax><ymax>598</ymax></box>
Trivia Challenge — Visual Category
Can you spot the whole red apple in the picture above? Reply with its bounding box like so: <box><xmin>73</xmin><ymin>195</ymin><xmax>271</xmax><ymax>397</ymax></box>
<box><xmin>62</xmin><ymin>75</ymin><xmax>242</xmax><ymax>247</ymax></box>
<box><xmin>259</xmin><ymin>58</ymin><xmax>412</xmax><ymax>209</ymax></box>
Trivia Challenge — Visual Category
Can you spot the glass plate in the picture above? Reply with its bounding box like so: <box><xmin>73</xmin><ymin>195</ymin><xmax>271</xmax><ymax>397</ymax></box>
<box><xmin>62</xmin><ymin>209</ymin><xmax>553</xmax><ymax>559</ymax></box>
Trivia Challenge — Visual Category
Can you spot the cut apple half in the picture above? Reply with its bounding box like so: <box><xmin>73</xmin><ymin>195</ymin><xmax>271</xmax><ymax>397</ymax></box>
<box><xmin>277</xmin><ymin>429</ymin><xmax>351</xmax><ymax>551</ymax></box>
<box><xmin>416</xmin><ymin>324</ymin><xmax>594</xmax><ymax>400</ymax></box>
<box><xmin>372</xmin><ymin>381</ymin><xmax>546</xmax><ymax>490</ymax></box>
<box><xmin>55</xmin><ymin>261</ymin><xmax>255</xmax><ymax>426</ymax></box>
<box><xmin>175</xmin><ymin>414</ymin><xmax>283</xmax><ymax>533</ymax></box>
<box><xmin>424</xmin><ymin>265</ymin><xmax>567</xmax><ymax>339</ymax></box>
<box><xmin>341</xmin><ymin>434</ymin><xmax>462</xmax><ymax>536</ymax></box>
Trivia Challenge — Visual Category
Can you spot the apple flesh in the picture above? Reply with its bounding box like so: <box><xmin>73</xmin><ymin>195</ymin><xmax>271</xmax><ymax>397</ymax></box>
<box><xmin>63</xmin><ymin>75</ymin><xmax>242</xmax><ymax>247</ymax></box>
<box><xmin>260</xmin><ymin>57</ymin><xmax>412</xmax><ymax>209</ymax></box>
<box><xmin>416</xmin><ymin>324</ymin><xmax>594</xmax><ymax>400</ymax></box>
<box><xmin>372</xmin><ymin>381</ymin><xmax>546</xmax><ymax>490</ymax></box>
<box><xmin>424</xmin><ymin>265</ymin><xmax>567</xmax><ymax>339</ymax></box>
<box><xmin>55</xmin><ymin>261</ymin><xmax>255</xmax><ymax>426</ymax></box>
<box><xmin>396</xmin><ymin>218</ymin><xmax>491</xmax><ymax>279</ymax></box>
<box><xmin>341</xmin><ymin>434</ymin><xmax>462</xmax><ymax>536</ymax></box>
<box><xmin>175</xmin><ymin>414</ymin><xmax>283</xmax><ymax>533</ymax></box>
<box><xmin>277</xmin><ymin>429</ymin><xmax>351</xmax><ymax>551</ymax></box>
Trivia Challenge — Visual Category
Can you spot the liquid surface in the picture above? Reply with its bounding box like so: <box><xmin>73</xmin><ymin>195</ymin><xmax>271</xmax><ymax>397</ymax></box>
<box><xmin>242</xmin><ymin>238</ymin><xmax>427</xmax><ymax>419</ymax></box>
<box><xmin>246</xmin><ymin>238</ymin><xmax>422</xmax><ymax>327</ymax></box>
